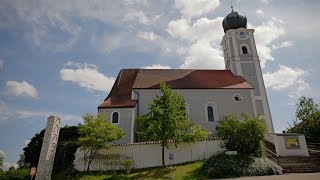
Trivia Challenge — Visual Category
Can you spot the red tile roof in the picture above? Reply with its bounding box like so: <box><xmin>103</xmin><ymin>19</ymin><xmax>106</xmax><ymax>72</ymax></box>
<box><xmin>98</xmin><ymin>69</ymin><xmax>252</xmax><ymax>109</ymax></box>
<box><xmin>98</xmin><ymin>69</ymin><xmax>139</xmax><ymax>109</ymax></box>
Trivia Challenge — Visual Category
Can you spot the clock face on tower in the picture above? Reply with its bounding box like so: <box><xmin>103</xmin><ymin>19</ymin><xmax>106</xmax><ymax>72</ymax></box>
<box><xmin>237</xmin><ymin>30</ymin><xmax>248</xmax><ymax>40</ymax></box>
<box><xmin>239</xmin><ymin>31</ymin><xmax>246</xmax><ymax>38</ymax></box>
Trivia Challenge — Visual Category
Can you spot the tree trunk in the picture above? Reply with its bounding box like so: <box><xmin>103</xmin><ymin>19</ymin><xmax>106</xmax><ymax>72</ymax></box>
<box><xmin>86</xmin><ymin>149</ymin><xmax>92</xmax><ymax>172</ymax></box>
<box><xmin>162</xmin><ymin>140</ymin><xmax>165</xmax><ymax>167</ymax></box>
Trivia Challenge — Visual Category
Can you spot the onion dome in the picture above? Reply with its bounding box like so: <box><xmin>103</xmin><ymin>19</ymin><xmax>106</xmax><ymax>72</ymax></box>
<box><xmin>222</xmin><ymin>10</ymin><xmax>247</xmax><ymax>32</ymax></box>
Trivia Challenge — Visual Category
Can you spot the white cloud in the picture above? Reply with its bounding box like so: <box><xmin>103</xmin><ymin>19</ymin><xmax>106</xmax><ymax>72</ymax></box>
<box><xmin>142</xmin><ymin>64</ymin><xmax>171</xmax><ymax>69</ymax></box>
<box><xmin>167</xmin><ymin>17</ymin><xmax>225</xmax><ymax>69</ymax></box>
<box><xmin>167</xmin><ymin>17</ymin><xmax>224</xmax><ymax>42</ymax></box>
<box><xmin>24</xmin><ymin>140</ymin><xmax>31</xmax><ymax>146</ymax></box>
<box><xmin>264</xmin><ymin>65</ymin><xmax>311</xmax><ymax>98</ymax></box>
<box><xmin>0</xmin><ymin>100</ymin><xmax>82</xmax><ymax>124</ymax></box>
<box><xmin>137</xmin><ymin>31</ymin><xmax>174</xmax><ymax>53</ymax></box>
<box><xmin>60</xmin><ymin>61</ymin><xmax>115</xmax><ymax>92</ymax></box>
<box><xmin>272</xmin><ymin>41</ymin><xmax>293</xmax><ymax>50</ymax></box>
<box><xmin>138</xmin><ymin>31</ymin><xmax>160</xmax><ymax>41</ymax></box>
<box><xmin>174</xmin><ymin>0</ymin><xmax>220</xmax><ymax>20</ymax></box>
<box><xmin>0</xmin><ymin>149</ymin><xmax>18</xmax><ymax>171</ymax></box>
<box><xmin>0</xmin><ymin>149</ymin><xmax>6</xmax><ymax>157</ymax></box>
<box><xmin>261</xmin><ymin>0</ymin><xmax>272</xmax><ymax>4</ymax></box>
<box><xmin>91</xmin><ymin>32</ymin><xmax>130</xmax><ymax>54</ymax></box>
<box><xmin>256</xmin><ymin>9</ymin><xmax>264</xmax><ymax>15</ymax></box>
<box><xmin>0</xmin><ymin>59</ymin><xmax>3</xmax><ymax>69</ymax></box>
<box><xmin>6</xmin><ymin>81</ymin><xmax>39</xmax><ymax>99</ymax></box>
<box><xmin>180</xmin><ymin>39</ymin><xmax>224</xmax><ymax>69</ymax></box>
<box><xmin>251</xmin><ymin>18</ymin><xmax>286</xmax><ymax>68</ymax></box>
<box><xmin>2</xmin><ymin>162</ymin><xmax>18</xmax><ymax>171</ymax></box>
<box><xmin>124</xmin><ymin>10</ymin><xmax>160</xmax><ymax>25</ymax></box>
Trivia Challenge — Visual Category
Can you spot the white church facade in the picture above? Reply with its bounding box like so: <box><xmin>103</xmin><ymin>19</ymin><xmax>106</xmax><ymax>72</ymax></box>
<box><xmin>98</xmin><ymin>10</ymin><xmax>275</xmax><ymax>144</ymax></box>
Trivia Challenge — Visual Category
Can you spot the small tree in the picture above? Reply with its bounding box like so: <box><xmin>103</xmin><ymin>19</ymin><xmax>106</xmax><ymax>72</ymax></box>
<box><xmin>288</xmin><ymin>96</ymin><xmax>320</xmax><ymax>142</ymax></box>
<box><xmin>136</xmin><ymin>82</ymin><xmax>210</xmax><ymax>166</ymax></box>
<box><xmin>296</xmin><ymin>96</ymin><xmax>320</xmax><ymax>121</ymax></box>
<box><xmin>217</xmin><ymin>114</ymin><xmax>267</xmax><ymax>157</ymax></box>
<box><xmin>78</xmin><ymin>113</ymin><xmax>125</xmax><ymax>171</ymax></box>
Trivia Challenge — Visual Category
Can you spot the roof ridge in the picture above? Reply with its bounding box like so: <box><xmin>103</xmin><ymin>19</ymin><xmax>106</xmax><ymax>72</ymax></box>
<box><xmin>117</xmin><ymin>69</ymin><xmax>123</xmax><ymax>87</ymax></box>
<box><xmin>121</xmin><ymin>68</ymin><xmax>232</xmax><ymax>71</ymax></box>
<box><xmin>137</xmin><ymin>69</ymin><xmax>143</xmax><ymax>88</ymax></box>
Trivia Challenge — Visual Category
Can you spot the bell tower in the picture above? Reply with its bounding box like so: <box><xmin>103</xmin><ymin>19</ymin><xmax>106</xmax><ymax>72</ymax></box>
<box><xmin>221</xmin><ymin>9</ymin><xmax>274</xmax><ymax>133</ymax></box>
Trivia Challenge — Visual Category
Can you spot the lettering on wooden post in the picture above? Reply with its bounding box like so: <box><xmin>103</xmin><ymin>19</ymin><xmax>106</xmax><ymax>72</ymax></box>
<box><xmin>35</xmin><ymin>116</ymin><xmax>60</xmax><ymax>180</ymax></box>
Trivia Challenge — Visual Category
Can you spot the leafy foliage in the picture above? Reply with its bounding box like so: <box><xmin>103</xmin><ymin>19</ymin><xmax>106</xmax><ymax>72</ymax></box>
<box><xmin>23</xmin><ymin>126</ymin><xmax>80</xmax><ymax>172</ymax></box>
<box><xmin>288</xmin><ymin>120</ymin><xmax>320</xmax><ymax>143</ymax></box>
<box><xmin>23</xmin><ymin>130</ymin><xmax>45</xmax><ymax>168</ymax></box>
<box><xmin>121</xmin><ymin>159</ymin><xmax>134</xmax><ymax>174</ymax></box>
<box><xmin>78</xmin><ymin>113</ymin><xmax>125</xmax><ymax>171</ymax></box>
<box><xmin>17</xmin><ymin>154</ymin><xmax>30</xmax><ymax>169</ymax></box>
<box><xmin>245</xmin><ymin>157</ymin><xmax>283</xmax><ymax>176</ymax></box>
<box><xmin>0</xmin><ymin>154</ymin><xmax>3</xmax><ymax>169</ymax></box>
<box><xmin>136</xmin><ymin>82</ymin><xmax>210</xmax><ymax>166</ymax></box>
<box><xmin>288</xmin><ymin>96</ymin><xmax>320</xmax><ymax>142</ymax></box>
<box><xmin>0</xmin><ymin>168</ymin><xmax>29</xmax><ymax>180</ymax></box>
<box><xmin>217</xmin><ymin>114</ymin><xmax>267</xmax><ymax>157</ymax></box>
<box><xmin>296</xmin><ymin>96</ymin><xmax>320</xmax><ymax>121</ymax></box>
<box><xmin>202</xmin><ymin>153</ymin><xmax>282</xmax><ymax>178</ymax></box>
<box><xmin>135</xmin><ymin>115</ymin><xmax>149</xmax><ymax>142</ymax></box>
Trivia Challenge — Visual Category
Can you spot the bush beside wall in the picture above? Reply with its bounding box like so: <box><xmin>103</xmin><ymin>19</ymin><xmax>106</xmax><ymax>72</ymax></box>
<box><xmin>202</xmin><ymin>153</ymin><xmax>283</xmax><ymax>178</ymax></box>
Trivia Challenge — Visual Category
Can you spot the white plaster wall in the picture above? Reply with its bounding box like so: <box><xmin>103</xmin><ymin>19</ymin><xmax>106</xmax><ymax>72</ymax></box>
<box><xmin>73</xmin><ymin>140</ymin><xmax>223</xmax><ymax>171</ymax></box>
<box><xmin>98</xmin><ymin>108</ymin><xmax>135</xmax><ymax>144</ymax></box>
<box><xmin>272</xmin><ymin>134</ymin><xmax>309</xmax><ymax>157</ymax></box>
<box><xmin>136</xmin><ymin>89</ymin><xmax>255</xmax><ymax>136</ymax></box>
<box><xmin>265</xmin><ymin>133</ymin><xmax>274</xmax><ymax>144</ymax></box>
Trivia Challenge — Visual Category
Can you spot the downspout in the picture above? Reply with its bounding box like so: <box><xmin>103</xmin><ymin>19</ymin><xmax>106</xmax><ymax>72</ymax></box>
<box><xmin>132</xmin><ymin>89</ymin><xmax>139</xmax><ymax>142</ymax></box>
<box><xmin>132</xmin><ymin>89</ymin><xmax>139</xmax><ymax>117</ymax></box>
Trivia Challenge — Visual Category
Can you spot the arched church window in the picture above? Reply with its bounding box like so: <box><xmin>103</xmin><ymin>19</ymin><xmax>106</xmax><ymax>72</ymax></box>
<box><xmin>242</xmin><ymin>46</ymin><xmax>248</xmax><ymax>54</ymax></box>
<box><xmin>207</xmin><ymin>106</ymin><xmax>214</xmax><ymax>122</ymax></box>
<box><xmin>112</xmin><ymin>112</ymin><xmax>119</xmax><ymax>124</ymax></box>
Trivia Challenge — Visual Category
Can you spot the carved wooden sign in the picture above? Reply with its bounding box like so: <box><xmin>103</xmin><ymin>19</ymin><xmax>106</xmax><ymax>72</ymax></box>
<box><xmin>35</xmin><ymin>116</ymin><xmax>60</xmax><ymax>180</ymax></box>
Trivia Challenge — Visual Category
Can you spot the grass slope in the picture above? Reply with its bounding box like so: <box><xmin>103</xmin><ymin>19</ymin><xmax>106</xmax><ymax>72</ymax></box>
<box><xmin>53</xmin><ymin>161</ymin><xmax>205</xmax><ymax>180</ymax></box>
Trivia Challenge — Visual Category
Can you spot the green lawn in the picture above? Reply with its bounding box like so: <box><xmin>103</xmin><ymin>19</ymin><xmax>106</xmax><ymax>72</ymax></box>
<box><xmin>54</xmin><ymin>161</ymin><xmax>206</xmax><ymax>180</ymax></box>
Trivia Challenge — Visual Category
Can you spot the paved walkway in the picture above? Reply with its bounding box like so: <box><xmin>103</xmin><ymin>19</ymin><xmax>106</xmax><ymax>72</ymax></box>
<box><xmin>211</xmin><ymin>173</ymin><xmax>320</xmax><ymax>180</ymax></box>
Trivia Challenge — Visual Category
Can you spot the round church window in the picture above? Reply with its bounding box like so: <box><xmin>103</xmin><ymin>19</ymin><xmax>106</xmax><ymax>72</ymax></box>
<box><xmin>234</xmin><ymin>94</ymin><xmax>242</xmax><ymax>102</ymax></box>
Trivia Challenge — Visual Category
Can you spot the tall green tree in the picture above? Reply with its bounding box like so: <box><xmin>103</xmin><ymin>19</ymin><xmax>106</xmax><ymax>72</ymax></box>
<box><xmin>136</xmin><ymin>82</ymin><xmax>210</xmax><ymax>167</ymax></box>
<box><xmin>23</xmin><ymin>126</ymin><xmax>80</xmax><ymax>172</ymax></box>
<box><xmin>288</xmin><ymin>96</ymin><xmax>320</xmax><ymax>142</ymax></box>
<box><xmin>78</xmin><ymin>113</ymin><xmax>125</xmax><ymax>171</ymax></box>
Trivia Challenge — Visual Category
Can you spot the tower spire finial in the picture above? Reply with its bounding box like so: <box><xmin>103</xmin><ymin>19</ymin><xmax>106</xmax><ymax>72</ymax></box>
<box><xmin>231</xmin><ymin>1</ymin><xmax>234</xmax><ymax>12</ymax></box>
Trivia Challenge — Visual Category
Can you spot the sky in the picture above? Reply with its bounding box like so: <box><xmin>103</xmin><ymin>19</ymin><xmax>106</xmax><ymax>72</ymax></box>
<box><xmin>0</xmin><ymin>0</ymin><xmax>319</xmax><ymax>170</ymax></box>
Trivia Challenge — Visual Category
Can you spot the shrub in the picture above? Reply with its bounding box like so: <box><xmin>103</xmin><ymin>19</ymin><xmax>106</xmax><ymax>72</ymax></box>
<box><xmin>217</xmin><ymin>114</ymin><xmax>267</xmax><ymax>157</ymax></box>
<box><xmin>202</xmin><ymin>153</ymin><xmax>252</xmax><ymax>178</ymax></box>
<box><xmin>1</xmin><ymin>168</ymin><xmax>29</xmax><ymax>180</ymax></box>
<box><xmin>202</xmin><ymin>153</ymin><xmax>283</xmax><ymax>179</ymax></box>
<box><xmin>245</xmin><ymin>157</ymin><xmax>283</xmax><ymax>176</ymax></box>
<box><xmin>121</xmin><ymin>159</ymin><xmax>134</xmax><ymax>174</ymax></box>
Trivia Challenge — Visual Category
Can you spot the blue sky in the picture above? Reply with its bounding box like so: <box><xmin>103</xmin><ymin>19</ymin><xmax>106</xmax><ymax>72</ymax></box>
<box><xmin>0</xmin><ymin>0</ymin><xmax>319</xmax><ymax>169</ymax></box>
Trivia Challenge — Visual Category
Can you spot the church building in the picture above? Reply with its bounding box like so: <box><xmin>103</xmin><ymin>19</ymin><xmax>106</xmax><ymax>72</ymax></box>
<box><xmin>98</xmin><ymin>10</ymin><xmax>275</xmax><ymax>144</ymax></box>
